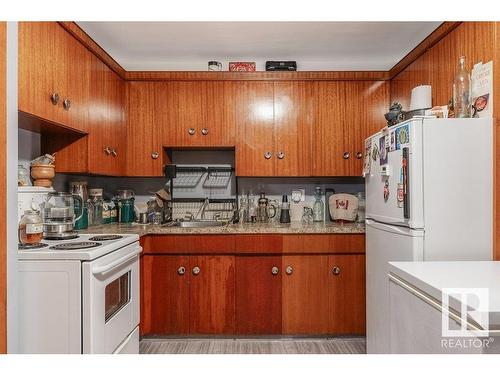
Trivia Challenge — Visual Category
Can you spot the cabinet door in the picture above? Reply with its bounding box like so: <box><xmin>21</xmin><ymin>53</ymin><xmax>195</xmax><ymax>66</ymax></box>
<box><xmin>19</xmin><ymin>22</ymin><xmax>68</xmax><ymax>126</ymax></box>
<box><xmin>165</xmin><ymin>82</ymin><xmax>204</xmax><ymax>146</ymax></box>
<box><xmin>126</xmin><ymin>82</ymin><xmax>163</xmax><ymax>176</ymax></box>
<box><xmin>313</xmin><ymin>82</ymin><xmax>347</xmax><ymax>176</ymax></box>
<box><xmin>328</xmin><ymin>254</ymin><xmax>366</xmax><ymax>335</ymax></box>
<box><xmin>235</xmin><ymin>256</ymin><xmax>282</xmax><ymax>334</ymax></box>
<box><xmin>103</xmin><ymin>66</ymin><xmax>126</xmax><ymax>175</ymax></box>
<box><xmin>203</xmin><ymin>81</ymin><xmax>236</xmax><ymax>146</ymax></box>
<box><xmin>345</xmin><ymin>81</ymin><xmax>389</xmax><ymax>176</ymax></box>
<box><xmin>189</xmin><ymin>255</ymin><xmax>235</xmax><ymax>334</ymax></box>
<box><xmin>87</xmin><ymin>55</ymin><xmax>109</xmax><ymax>175</ymax></box>
<box><xmin>65</xmin><ymin>31</ymin><xmax>90</xmax><ymax>132</ymax></box>
<box><xmin>235</xmin><ymin>82</ymin><xmax>275</xmax><ymax>176</ymax></box>
<box><xmin>141</xmin><ymin>255</ymin><xmax>190</xmax><ymax>335</ymax></box>
<box><xmin>282</xmin><ymin>255</ymin><xmax>330</xmax><ymax>334</ymax></box>
<box><xmin>274</xmin><ymin>82</ymin><xmax>315</xmax><ymax>176</ymax></box>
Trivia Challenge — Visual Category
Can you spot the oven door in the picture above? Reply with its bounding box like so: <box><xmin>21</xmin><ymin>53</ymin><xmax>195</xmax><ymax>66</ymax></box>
<box><xmin>82</xmin><ymin>242</ymin><xmax>141</xmax><ymax>354</ymax></box>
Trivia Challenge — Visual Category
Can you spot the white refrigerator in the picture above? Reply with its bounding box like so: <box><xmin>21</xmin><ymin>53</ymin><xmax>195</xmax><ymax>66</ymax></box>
<box><xmin>364</xmin><ymin>117</ymin><xmax>493</xmax><ymax>353</ymax></box>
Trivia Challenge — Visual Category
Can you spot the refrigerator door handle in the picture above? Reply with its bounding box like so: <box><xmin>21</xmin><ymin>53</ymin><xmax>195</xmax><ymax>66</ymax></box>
<box><xmin>402</xmin><ymin>147</ymin><xmax>410</xmax><ymax>219</ymax></box>
<box><xmin>366</xmin><ymin>219</ymin><xmax>422</xmax><ymax>236</ymax></box>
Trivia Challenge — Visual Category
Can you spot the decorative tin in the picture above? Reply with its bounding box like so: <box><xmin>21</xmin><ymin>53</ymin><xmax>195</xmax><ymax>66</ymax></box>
<box><xmin>229</xmin><ymin>62</ymin><xmax>256</xmax><ymax>72</ymax></box>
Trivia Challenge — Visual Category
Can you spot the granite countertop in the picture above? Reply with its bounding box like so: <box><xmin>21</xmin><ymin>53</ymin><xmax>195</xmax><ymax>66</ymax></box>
<box><xmin>79</xmin><ymin>221</ymin><xmax>365</xmax><ymax>237</ymax></box>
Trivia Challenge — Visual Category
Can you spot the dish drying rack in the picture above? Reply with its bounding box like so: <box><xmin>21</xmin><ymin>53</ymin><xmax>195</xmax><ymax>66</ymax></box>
<box><xmin>171</xmin><ymin>198</ymin><xmax>236</xmax><ymax>221</ymax></box>
<box><xmin>173</xmin><ymin>166</ymin><xmax>233</xmax><ymax>189</ymax></box>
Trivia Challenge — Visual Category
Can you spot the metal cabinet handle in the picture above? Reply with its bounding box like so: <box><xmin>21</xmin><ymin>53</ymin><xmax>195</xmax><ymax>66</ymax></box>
<box><xmin>271</xmin><ymin>266</ymin><xmax>279</xmax><ymax>275</ymax></box>
<box><xmin>177</xmin><ymin>266</ymin><xmax>186</xmax><ymax>275</ymax></box>
<box><xmin>192</xmin><ymin>266</ymin><xmax>201</xmax><ymax>276</ymax></box>
<box><xmin>50</xmin><ymin>92</ymin><xmax>59</xmax><ymax>105</ymax></box>
<box><xmin>188</xmin><ymin>128</ymin><xmax>196</xmax><ymax>135</ymax></box>
<box><xmin>343</xmin><ymin>152</ymin><xmax>350</xmax><ymax>160</ymax></box>
<box><xmin>264</xmin><ymin>151</ymin><xmax>272</xmax><ymax>160</ymax></box>
<box><xmin>332</xmin><ymin>266</ymin><xmax>341</xmax><ymax>275</ymax></box>
<box><xmin>285</xmin><ymin>265</ymin><xmax>293</xmax><ymax>275</ymax></box>
<box><xmin>151</xmin><ymin>152</ymin><xmax>159</xmax><ymax>160</ymax></box>
<box><xmin>104</xmin><ymin>147</ymin><xmax>111</xmax><ymax>156</ymax></box>
<box><xmin>111</xmin><ymin>149</ymin><xmax>117</xmax><ymax>157</ymax></box>
<box><xmin>356</xmin><ymin>152</ymin><xmax>363</xmax><ymax>159</ymax></box>
<box><xmin>63</xmin><ymin>98</ymin><xmax>71</xmax><ymax>110</ymax></box>
<box><xmin>201</xmin><ymin>128</ymin><xmax>208</xmax><ymax>135</ymax></box>
<box><xmin>277</xmin><ymin>152</ymin><xmax>285</xmax><ymax>160</ymax></box>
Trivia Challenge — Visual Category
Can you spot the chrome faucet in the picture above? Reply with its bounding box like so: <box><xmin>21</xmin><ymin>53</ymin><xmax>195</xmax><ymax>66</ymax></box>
<box><xmin>194</xmin><ymin>198</ymin><xmax>209</xmax><ymax>220</ymax></box>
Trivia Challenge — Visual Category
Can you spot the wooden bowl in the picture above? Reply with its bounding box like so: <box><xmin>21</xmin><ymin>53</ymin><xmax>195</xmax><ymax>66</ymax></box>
<box><xmin>31</xmin><ymin>164</ymin><xmax>55</xmax><ymax>187</ymax></box>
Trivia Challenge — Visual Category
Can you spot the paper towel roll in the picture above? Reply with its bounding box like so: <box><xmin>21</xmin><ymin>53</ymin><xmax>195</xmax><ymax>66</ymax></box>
<box><xmin>409</xmin><ymin>85</ymin><xmax>432</xmax><ymax>110</ymax></box>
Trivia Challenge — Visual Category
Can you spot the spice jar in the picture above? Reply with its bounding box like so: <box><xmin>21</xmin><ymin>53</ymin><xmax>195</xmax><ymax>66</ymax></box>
<box><xmin>19</xmin><ymin>210</ymin><xmax>43</xmax><ymax>245</ymax></box>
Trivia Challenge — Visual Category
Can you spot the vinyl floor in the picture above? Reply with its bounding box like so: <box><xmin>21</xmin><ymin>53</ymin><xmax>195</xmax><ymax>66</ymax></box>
<box><xmin>140</xmin><ymin>337</ymin><xmax>366</xmax><ymax>354</ymax></box>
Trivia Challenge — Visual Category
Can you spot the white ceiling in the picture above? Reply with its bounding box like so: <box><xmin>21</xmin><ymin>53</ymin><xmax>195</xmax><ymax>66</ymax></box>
<box><xmin>77</xmin><ymin>22</ymin><xmax>441</xmax><ymax>71</ymax></box>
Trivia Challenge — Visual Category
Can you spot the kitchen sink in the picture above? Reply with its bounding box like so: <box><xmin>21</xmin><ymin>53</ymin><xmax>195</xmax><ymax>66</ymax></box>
<box><xmin>169</xmin><ymin>220</ymin><xmax>227</xmax><ymax>228</ymax></box>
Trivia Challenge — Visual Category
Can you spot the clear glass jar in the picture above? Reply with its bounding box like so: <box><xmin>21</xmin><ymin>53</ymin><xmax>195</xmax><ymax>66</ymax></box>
<box><xmin>453</xmin><ymin>56</ymin><xmax>471</xmax><ymax>118</ymax></box>
<box><xmin>19</xmin><ymin>210</ymin><xmax>43</xmax><ymax>245</ymax></box>
<box><xmin>312</xmin><ymin>187</ymin><xmax>324</xmax><ymax>222</ymax></box>
<box><xmin>88</xmin><ymin>188</ymin><xmax>104</xmax><ymax>226</ymax></box>
<box><xmin>18</xmin><ymin>164</ymin><xmax>30</xmax><ymax>186</ymax></box>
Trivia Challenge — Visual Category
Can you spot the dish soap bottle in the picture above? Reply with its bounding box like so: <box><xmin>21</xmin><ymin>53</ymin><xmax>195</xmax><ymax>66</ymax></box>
<box><xmin>453</xmin><ymin>56</ymin><xmax>471</xmax><ymax>118</ymax></box>
<box><xmin>312</xmin><ymin>187</ymin><xmax>324</xmax><ymax>222</ymax></box>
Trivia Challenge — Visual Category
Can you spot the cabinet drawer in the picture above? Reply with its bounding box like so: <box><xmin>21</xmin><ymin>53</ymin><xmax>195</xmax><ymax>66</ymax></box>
<box><xmin>234</xmin><ymin>235</ymin><xmax>283</xmax><ymax>253</ymax></box>
<box><xmin>283</xmin><ymin>234</ymin><xmax>365</xmax><ymax>254</ymax></box>
<box><xmin>142</xmin><ymin>235</ymin><xmax>235</xmax><ymax>254</ymax></box>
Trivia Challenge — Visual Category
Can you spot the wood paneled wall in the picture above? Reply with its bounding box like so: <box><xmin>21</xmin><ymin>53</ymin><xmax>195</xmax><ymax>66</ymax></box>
<box><xmin>390</xmin><ymin>22</ymin><xmax>500</xmax><ymax>260</ymax></box>
<box><xmin>0</xmin><ymin>21</ymin><xmax>7</xmax><ymax>354</ymax></box>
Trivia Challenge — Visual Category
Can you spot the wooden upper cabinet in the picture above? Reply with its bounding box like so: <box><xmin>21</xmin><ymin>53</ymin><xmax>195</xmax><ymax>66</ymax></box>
<box><xmin>235</xmin><ymin>82</ymin><xmax>275</xmax><ymax>176</ymax></box>
<box><xmin>19</xmin><ymin>22</ymin><xmax>68</xmax><ymax>127</ymax></box>
<box><xmin>274</xmin><ymin>82</ymin><xmax>314</xmax><ymax>176</ymax></box>
<box><xmin>126</xmin><ymin>82</ymin><xmax>163</xmax><ymax>176</ymax></box>
<box><xmin>203</xmin><ymin>81</ymin><xmax>236</xmax><ymax>146</ymax></box>
<box><xmin>157</xmin><ymin>81</ymin><xmax>236</xmax><ymax>148</ymax></box>
<box><xmin>314</xmin><ymin>81</ymin><xmax>389</xmax><ymax>176</ymax></box>
<box><xmin>19</xmin><ymin>22</ymin><xmax>90</xmax><ymax>132</ymax></box>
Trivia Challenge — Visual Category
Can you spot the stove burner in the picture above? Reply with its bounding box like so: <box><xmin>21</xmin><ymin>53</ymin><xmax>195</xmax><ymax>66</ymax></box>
<box><xmin>18</xmin><ymin>243</ymin><xmax>49</xmax><ymax>250</ymax></box>
<box><xmin>50</xmin><ymin>241</ymin><xmax>102</xmax><ymax>251</ymax></box>
<box><xmin>88</xmin><ymin>235</ymin><xmax>123</xmax><ymax>241</ymax></box>
<box><xmin>44</xmin><ymin>233</ymin><xmax>79</xmax><ymax>241</ymax></box>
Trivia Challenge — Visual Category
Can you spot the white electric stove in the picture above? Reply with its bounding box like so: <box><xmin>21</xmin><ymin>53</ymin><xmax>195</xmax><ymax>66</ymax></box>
<box><xmin>17</xmin><ymin>233</ymin><xmax>141</xmax><ymax>354</ymax></box>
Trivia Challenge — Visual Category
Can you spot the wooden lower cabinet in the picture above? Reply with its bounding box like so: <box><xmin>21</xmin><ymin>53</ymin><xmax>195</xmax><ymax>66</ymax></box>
<box><xmin>282</xmin><ymin>255</ymin><xmax>331</xmax><ymax>334</ymax></box>
<box><xmin>141</xmin><ymin>255</ymin><xmax>190</xmax><ymax>335</ymax></box>
<box><xmin>329</xmin><ymin>254</ymin><xmax>366</xmax><ymax>335</ymax></box>
<box><xmin>235</xmin><ymin>256</ymin><xmax>282</xmax><ymax>334</ymax></box>
<box><xmin>140</xmin><ymin>236</ymin><xmax>365</xmax><ymax>337</ymax></box>
<box><xmin>189</xmin><ymin>255</ymin><xmax>235</xmax><ymax>334</ymax></box>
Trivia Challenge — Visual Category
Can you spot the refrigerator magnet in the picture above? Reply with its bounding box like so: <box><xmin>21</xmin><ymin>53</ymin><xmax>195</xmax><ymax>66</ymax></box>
<box><xmin>397</xmin><ymin>183</ymin><xmax>404</xmax><ymax>208</ymax></box>
<box><xmin>362</xmin><ymin>139</ymin><xmax>372</xmax><ymax>177</ymax></box>
<box><xmin>379</xmin><ymin>137</ymin><xmax>388</xmax><ymax>165</ymax></box>
<box><xmin>383</xmin><ymin>181</ymin><xmax>390</xmax><ymax>202</ymax></box>
<box><xmin>390</xmin><ymin>131</ymin><xmax>396</xmax><ymax>152</ymax></box>
<box><xmin>396</xmin><ymin>124</ymin><xmax>409</xmax><ymax>149</ymax></box>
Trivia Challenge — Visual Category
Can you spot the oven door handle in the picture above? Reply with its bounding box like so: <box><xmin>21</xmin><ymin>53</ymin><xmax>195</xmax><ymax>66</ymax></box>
<box><xmin>92</xmin><ymin>248</ymin><xmax>142</xmax><ymax>276</ymax></box>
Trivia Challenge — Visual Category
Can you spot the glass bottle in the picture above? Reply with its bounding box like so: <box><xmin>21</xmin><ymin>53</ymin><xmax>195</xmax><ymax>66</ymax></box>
<box><xmin>453</xmin><ymin>56</ymin><xmax>471</xmax><ymax>118</ymax></box>
<box><xmin>88</xmin><ymin>188</ymin><xmax>104</xmax><ymax>226</ymax></box>
<box><xmin>312</xmin><ymin>187</ymin><xmax>324</xmax><ymax>222</ymax></box>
